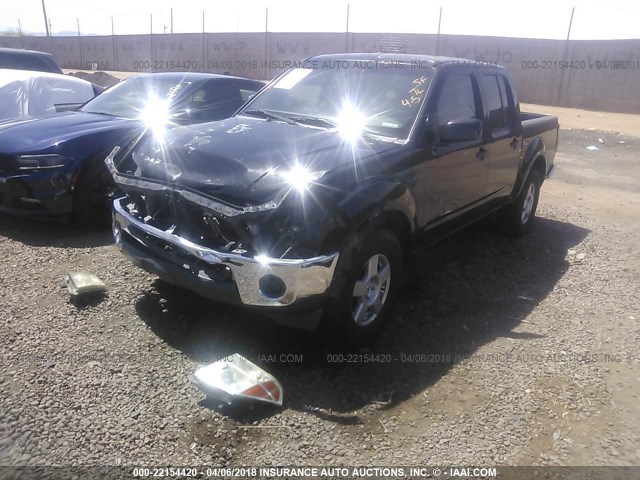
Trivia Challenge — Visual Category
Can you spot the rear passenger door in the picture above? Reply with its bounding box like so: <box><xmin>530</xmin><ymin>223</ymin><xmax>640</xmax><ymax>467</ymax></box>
<box><xmin>479</xmin><ymin>73</ymin><xmax>521</xmax><ymax>198</ymax></box>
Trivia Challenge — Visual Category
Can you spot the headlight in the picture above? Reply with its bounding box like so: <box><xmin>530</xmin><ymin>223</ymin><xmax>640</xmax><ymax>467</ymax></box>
<box><xmin>139</xmin><ymin>97</ymin><xmax>171</xmax><ymax>141</ymax></box>
<box><xmin>17</xmin><ymin>154</ymin><xmax>70</xmax><ymax>170</ymax></box>
<box><xmin>279</xmin><ymin>164</ymin><xmax>323</xmax><ymax>192</ymax></box>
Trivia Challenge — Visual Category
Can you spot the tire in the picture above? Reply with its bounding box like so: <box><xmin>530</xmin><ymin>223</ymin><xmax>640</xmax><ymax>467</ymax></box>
<box><xmin>496</xmin><ymin>170</ymin><xmax>542</xmax><ymax>237</ymax></box>
<box><xmin>322</xmin><ymin>230</ymin><xmax>403</xmax><ymax>345</ymax></box>
<box><xmin>72</xmin><ymin>161</ymin><xmax>116</xmax><ymax>228</ymax></box>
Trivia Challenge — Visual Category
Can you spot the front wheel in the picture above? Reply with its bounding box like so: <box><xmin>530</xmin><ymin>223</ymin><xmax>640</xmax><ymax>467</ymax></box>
<box><xmin>322</xmin><ymin>230</ymin><xmax>403</xmax><ymax>345</ymax></box>
<box><xmin>496</xmin><ymin>170</ymin><xmax>542</xmax><ymax>237</ymax></box>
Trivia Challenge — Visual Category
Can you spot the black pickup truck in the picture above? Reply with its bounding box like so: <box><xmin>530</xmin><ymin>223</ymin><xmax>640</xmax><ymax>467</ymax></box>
<box><xmin>107</xmin><ymin>54</ymin><xmax>558</xmax><ymax>344</ymax></box>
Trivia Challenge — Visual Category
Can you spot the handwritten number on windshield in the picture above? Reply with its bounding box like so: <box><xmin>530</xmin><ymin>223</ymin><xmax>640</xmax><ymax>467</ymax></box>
<box><xmin>402</xmin><ymin>76</ymin><xmax>428</xmax><ymax>107</ymax></box>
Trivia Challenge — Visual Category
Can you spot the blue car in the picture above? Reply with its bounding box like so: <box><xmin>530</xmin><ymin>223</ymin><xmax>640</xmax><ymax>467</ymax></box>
<box><xmin>0</xmin><ymin>72</ymin><xmax>264</xmax><ymax>225</ymax></box>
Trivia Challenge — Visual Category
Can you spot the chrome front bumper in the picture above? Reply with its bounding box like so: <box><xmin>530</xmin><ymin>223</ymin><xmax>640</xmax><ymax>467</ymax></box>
<box><xmin>112</xmin><ymin>198</ymin><xmax>339</xmax><ymax>307</ymax></box>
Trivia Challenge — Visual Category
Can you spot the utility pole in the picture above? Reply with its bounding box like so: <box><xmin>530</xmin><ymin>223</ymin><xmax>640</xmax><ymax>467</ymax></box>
<box><xmin>345</xmin><ymin>4</ymin><xmax>350</xmax><ymax>33</ymax></box>
<box><xmin>435</xmin><ymin>6</ymin><xmax>443</xmax><ymax>55</ymax></box>
<box><xmin>111</xmin><ymin>16</ymin><xmax>117</xmax><ymax>71</ymax></box>
<box><xmin>566</xmin><ymin>6</ymin><xmax>575</xmax><ymax>40</ymax></box>
<box><xmin>202</xmin><ymin>10</ymin><xmax>206</xmax><ymax>71</ymax></box>
<box><xmin>77</xmin><ymin>17</ymin><xmax>83</xmax><ymax>68</ymax></box>
<box><xmin>265</xmin><ymin>7</ymin><xmax>269</xmax><ymax>33</ymax></box>
<box><xmin>18</xmin><ymin>19</ymin><xmax>23</xmax><ymax>36</ymax></box>
<box><xmin>170</xmin><ymin>8</ymin><xmax>174</xmax><ymax>34</ymax></box>
<box><xmin>41</xmin><ymin>0</ymin><xmax>50</xmax><ymax>36</ymax></box>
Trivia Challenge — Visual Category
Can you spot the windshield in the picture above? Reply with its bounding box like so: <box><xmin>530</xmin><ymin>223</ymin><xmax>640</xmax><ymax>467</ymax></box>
<box><xmin>241</xmin><ymin>64</ymin><xmax>432</xmax><ymax>139</ymax></box>
<box><xmin>80</xmin><ymin>77</ymin><xmax>192</xmax><ymax>118</ymax></box>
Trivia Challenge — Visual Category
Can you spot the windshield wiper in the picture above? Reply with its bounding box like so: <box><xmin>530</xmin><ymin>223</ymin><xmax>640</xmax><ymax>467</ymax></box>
<box><xmin>288</xmin><ymin>116</ymin><xmax>337</xmax><ymax>129</ymax></box>
<box><xmin>80</xmin><ymin>110</ymin><xmax>123</xmax><ymax>118</ymax></box>
<box><xmin>243</xmin><ymin>109</ymin><xmax>301</xmax><ymax>126</ymax></box>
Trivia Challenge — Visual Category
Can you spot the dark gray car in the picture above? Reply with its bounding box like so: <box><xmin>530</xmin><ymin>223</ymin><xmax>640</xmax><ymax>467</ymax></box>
<box><xmin>0</xmin><ymin>47</ymin><xmax>63</xmax><ymax>74</ymax></box>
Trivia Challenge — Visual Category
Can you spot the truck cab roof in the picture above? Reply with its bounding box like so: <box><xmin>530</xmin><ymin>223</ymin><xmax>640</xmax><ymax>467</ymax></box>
<box><xmin>307</xmin><ymin>53</ymin><xmax>508</xmax><ymax>72</ymax></box>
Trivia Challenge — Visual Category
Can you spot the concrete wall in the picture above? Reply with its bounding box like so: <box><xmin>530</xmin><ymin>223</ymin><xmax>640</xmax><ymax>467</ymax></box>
<box><xmin>2</xmin><ymin>33</ymin><xmax>639</xmax><ymax>113</ymax></box>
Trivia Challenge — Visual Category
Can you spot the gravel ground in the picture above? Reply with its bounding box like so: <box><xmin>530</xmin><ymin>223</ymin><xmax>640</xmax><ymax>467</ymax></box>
<box><xmin>1</xmin><ymin>122</ymin><xmax>639</xmax><ymax>471</ymax></box>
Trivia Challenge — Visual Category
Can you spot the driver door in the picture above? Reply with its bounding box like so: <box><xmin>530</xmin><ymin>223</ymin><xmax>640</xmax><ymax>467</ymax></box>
<box><xmin>416</xmin><ymin>73</ymin><xmax>489</xmax><ymax>227</ymax></box>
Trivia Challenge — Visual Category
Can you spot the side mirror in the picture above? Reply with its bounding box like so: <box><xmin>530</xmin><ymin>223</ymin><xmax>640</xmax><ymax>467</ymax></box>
<box><xmin>439</xmin><ymin>117</ymin><xmax>482</xmax><ymax>143</ymax></box>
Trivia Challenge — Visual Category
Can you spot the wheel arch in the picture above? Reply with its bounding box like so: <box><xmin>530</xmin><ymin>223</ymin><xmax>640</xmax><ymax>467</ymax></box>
<box><xmin>337</xmin><ymin>177</ymin><xmax>417</xmax><ymax>248</ymax></box>
<box><xmin>325</xmin><ymin>179</ymin><xmax>415</xmax><ymax>297</ymax></box>
<box><xmin>514</xmin><ymin>138</ymin><xmax>547</xmax><ymax>197</ymax></box>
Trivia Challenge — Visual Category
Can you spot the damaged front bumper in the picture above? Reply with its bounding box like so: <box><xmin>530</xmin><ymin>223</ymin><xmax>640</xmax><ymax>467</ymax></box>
<box><xmin>112</xmin><ymin>197</ymin><xmax>339</xmax><ymax>308</ymax></box>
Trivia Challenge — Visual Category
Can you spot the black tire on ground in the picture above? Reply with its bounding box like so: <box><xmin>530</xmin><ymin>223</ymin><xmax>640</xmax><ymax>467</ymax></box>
<box><xmin>322</xmin><ymin>229</ymin><xmax>403</xmax><ymax>345</ymax></box>
<box><xmin>72</xmin><ymin>161</ymin><xmax>116</xmax><ymax>228</ymax></box>
<box><xmin>496</xmin><ymin>170</ymin><xmax>542</xmax><ymax>237</ymax></box>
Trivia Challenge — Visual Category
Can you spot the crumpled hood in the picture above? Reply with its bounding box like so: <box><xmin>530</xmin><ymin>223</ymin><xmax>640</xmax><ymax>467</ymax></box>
<box><xmin>133</xmin><ymin>115</ymin><xmax>400</xmax><ymax>203</ymax></box>
<box><xmin>0</xmin><ymin>111</ymin><xmax>137</xmax><ymax>155</ymax></box>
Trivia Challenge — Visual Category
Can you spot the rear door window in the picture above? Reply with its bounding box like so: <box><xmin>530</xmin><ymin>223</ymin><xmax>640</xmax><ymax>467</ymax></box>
<box><xmin>480</xmin><ymin>75</ymin><xmax>504</xmax><ymax>131</ymax></box>
<box><xmin>497</xmin><ymin>76</ymin><xmax>513</xmax><ymax>127</ymax></box>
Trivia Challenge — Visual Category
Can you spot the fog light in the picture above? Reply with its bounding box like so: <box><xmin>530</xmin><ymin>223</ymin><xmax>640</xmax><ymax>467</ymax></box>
<box><xmin>259</xmin><ymin>274</ymin><xmax>286</xmax><ymax>299</ymax></box>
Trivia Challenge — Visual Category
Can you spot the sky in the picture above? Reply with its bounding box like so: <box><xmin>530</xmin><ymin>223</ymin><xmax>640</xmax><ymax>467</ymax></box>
<box><xmin>1</xmin><ymin>0</ymin><xmax>639</xmax><ymax>40</ymax></box>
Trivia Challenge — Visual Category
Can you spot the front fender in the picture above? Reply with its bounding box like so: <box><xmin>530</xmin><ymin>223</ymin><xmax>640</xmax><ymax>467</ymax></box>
<box><xmin>336</xmin><ymin>177</ymin><xmax>418</xmax><ymax>236</ymax></box>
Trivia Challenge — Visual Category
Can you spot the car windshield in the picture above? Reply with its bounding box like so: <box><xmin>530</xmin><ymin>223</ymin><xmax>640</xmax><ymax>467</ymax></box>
<box><xmin>80</xmin><ymin>77</ymin><xmax>192</xmax><ymax>118</ymax></box>
<box><xmin>241</xmin><ymin>64</ymin><xmax>432</xmax><ymax>139</ymax></box>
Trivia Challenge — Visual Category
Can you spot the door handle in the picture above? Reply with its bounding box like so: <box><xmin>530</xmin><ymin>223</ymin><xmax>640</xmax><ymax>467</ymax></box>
<box><xmin>476</xmin><ymin>147</ymin><xmax>487</xmax><ymax>161</ymax></box>
<box><xmin>510</xmin><ymin>137</ymin><xmax>519</xmax><ymax>149</ymax></box>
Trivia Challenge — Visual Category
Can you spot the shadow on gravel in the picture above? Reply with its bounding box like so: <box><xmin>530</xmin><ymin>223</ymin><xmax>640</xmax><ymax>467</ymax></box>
<box><xmin>0</xmin><ymin>213</ymin><xmax>112</xmax><ymax>248</ymax></box>
<box><xmin>134</xmin><ymin>216</ymin><xmax>590</xmax><ymax>420</ymax></box>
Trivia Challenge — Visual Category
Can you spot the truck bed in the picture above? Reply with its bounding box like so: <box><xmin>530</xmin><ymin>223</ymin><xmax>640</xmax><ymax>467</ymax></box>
<box><xmin>521</xmin><ymin>111</ymin><xmax>559</xmax><ymax>137</ymax></box>
<box><xmin>521</xmin><ymin>111</ymin><xmax>559</xmax><ymax>178</ymax></box>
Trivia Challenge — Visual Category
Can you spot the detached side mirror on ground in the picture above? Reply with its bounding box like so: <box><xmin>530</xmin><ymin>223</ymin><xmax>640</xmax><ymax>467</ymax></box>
<box><xmin>439</xmin><ymin>117</ymin><xmax>483</xmax><ymax>142</ymax></box>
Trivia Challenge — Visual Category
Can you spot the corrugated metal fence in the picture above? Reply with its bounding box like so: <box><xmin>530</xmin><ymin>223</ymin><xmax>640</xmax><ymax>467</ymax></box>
<box><xmin>1</xmin><ymin>33</ymin><xmax>639</xmax><ymax>113</ymax></box>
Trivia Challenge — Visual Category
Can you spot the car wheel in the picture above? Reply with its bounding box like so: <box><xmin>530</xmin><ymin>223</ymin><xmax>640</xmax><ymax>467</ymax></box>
<box><xmin>496</xmin><ymin>170</ymin><xmax>542</xmax><ymax>237</ymax></box>
<box><xmin>322</xmin><ymin>230</ymin><xmax>403</xmax><ymax>345</ymax></box>
<box><xmin>72</xmin><ymin>161</ymin><xmax>116</xmax><ymax>228</ymax></box>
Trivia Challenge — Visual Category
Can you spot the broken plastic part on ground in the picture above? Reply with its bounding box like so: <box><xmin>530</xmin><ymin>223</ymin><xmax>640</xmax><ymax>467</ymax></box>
<box><xmin>64</xmin><ymin>272</ymin><xmax>108</xmax><ymax>296</ymax></box>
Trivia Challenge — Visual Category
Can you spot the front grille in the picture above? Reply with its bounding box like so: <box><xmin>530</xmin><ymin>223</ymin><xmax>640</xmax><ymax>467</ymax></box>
<box><xmin>124</xmin><ymin>224</ymin><xmax>233</xmax><ymax>282</ymax></box>
<box><xmin>132</xmin><ymin>192</ymin><xmax>248</xmax><ymax>250</ymax></box>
